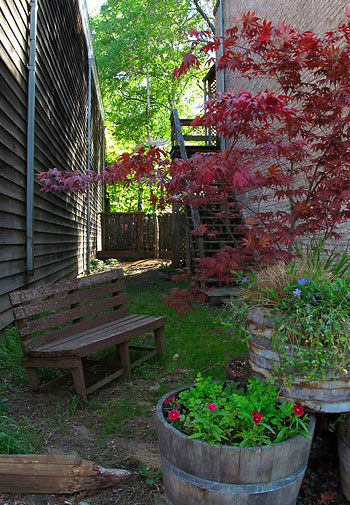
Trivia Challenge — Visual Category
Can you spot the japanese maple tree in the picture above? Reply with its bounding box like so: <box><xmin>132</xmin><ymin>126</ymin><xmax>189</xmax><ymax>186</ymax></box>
<box><xmin>37</xmin><ymin>11</ymin><xmax>350</xmax><ymax>314</ymax></box>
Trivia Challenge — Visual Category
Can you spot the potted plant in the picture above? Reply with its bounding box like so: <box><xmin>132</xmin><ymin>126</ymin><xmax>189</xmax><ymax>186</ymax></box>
<box><xmin>233</xmin><ymin>244</ymin><xmax>350</xmax><ymax>413</ymax></box>
<box><xmin>337</xmin><ymin>414</ymin><xmax>350</xmax><ymax>501</ymax></box>
<box><xmin>156</xmin><ymin>374</ymin><xmax>315</xmax><ymax>505</ymax></box>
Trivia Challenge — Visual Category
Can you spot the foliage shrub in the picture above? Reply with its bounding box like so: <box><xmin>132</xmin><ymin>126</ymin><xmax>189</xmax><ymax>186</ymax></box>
<box><xmin>229</xmin><ymin>241</ymin><xmax>350</xmax><ymax>381</ymax></box>
<box><xmin>35</xmin><ymin>11</ymin><xmax>350</xmax><ymax>314</ymax></box>
<box><xmin>163</xmin><ymin>374</ymin><xmax>310</xmax><ymax>446</ymax></box>
<box><xmin>0</xmin><ymin>398</ymin><xmax>38</xmax><ymax>454</ymax></box>
<box><xmin>0</xmin><ymin>327</ymin><xmax>24</xmax><ymax>386</ymax></box>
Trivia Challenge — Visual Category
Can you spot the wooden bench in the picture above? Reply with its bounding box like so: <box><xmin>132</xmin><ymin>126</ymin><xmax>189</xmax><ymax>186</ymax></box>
<box><xmin>10</xmin><ymin>268</ymin><xmax>167</xmax><ymax>400</ymax></box>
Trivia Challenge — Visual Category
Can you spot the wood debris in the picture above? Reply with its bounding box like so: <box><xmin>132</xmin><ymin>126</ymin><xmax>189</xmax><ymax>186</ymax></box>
<box><xmin>0</xmin><ymin>454</ymin><xmax>131</xmax><ymax>494</ymax></box>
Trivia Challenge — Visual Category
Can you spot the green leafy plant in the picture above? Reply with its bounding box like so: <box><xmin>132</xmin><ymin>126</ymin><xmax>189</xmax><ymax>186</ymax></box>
<box><xmin>104</xmin><ymin>258</ymin><xmax>119</xmax><ymax>266</ymax></box>
<box><xmin>136</xmin><ymin>460</ymin><xmax>162</xmax><ymax>487</ymax></box>
<box><xmin>0</xmin><ymin>398</ymin><xmax>39</xmax><ymax>454</ymax></box>
<box><xmin>96</xmin><ymin>397</ymin><xmax>144</xmax><ymax>435</ymax></box>
<box><xmin>0</xmin><ymin>327</ymin><xmax>25</xmax><ymax>388</ymax></box>
<box><xmin>164</xmin><ymin>374</ymin><xmax>310</xmax><ymax>446</ymax></box>
<box><xmin>53</xmin><ymin>395</ymin><xmax>82</xmax><ymax>434</ymax></box>
<box><xmin>219</xmin><ymin>298</ymin><xmax>249</xmax><ymax>342</ymax></box>
<box><xmin>270</xmin><ymin>272</ymin><xmax>350</xmax><ymax>381</ymax></box>
<box><xmin>236</xmin><ymin>242</ymin><xmax>350</xmax><ymax>381</ymax></box>
<box><xmin>90</xmin><ymin>258</ymin><xmax>106</xmax><ymax>271</ymax></box>
<box><xmin>293</xmin><ymin>238</ymin><xmax>350</xmax><ymax>280</ymax></box>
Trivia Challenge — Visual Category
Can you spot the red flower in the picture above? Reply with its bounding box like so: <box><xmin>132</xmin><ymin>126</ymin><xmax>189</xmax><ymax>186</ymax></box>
<box><xmin>252</xmin><ymin>411</ymin><xmax>263</xmax><ymax>425</ymax></box>
<box><xmin>165</xmin><ymin>396</ymin><xmax>178</xmax><ymax>405</ymax></box>
<box><xmin>168</xmin><ymin>409</ymin><xmax>180</xmax><ymax>421</ymax></box>
<box><xmin>292</xmin><ymin>404</ymin><xmax>304</xmax><ymax>417</ymax></box>
<box><xmin>206</xmin><ymin>402</ymin><xmax>218</xmax><ymax>412</ymax></box>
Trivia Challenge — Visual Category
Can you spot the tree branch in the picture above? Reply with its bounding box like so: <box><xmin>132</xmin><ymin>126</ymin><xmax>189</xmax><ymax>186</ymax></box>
<box><xmin>192</xmin><ymin>0</ymin><xmax>215</xmax><ymax>34</ymax></box>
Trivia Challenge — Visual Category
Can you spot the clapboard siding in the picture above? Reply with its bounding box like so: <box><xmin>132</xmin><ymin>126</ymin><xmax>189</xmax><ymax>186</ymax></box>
<box><xmin>0</xmin><ymin>0</ymin><xmax>104</xmax><ymax>332</ymax></box>
<box><xmin>0</xmin><ymin>246</ymin><xmax>24</xmax><ymax>262</ymax></box>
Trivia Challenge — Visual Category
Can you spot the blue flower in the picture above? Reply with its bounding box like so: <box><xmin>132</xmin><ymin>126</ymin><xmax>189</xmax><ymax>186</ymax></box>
<box><xmin>335</xmin><ymin>286</ymin><xmax>339</xmax><ymax>291</ymax></box>
<box><xmin>293</xmin><ymin>288</ymin><xmax>302</xmax><ymax>297</ymax></box>
<box><xmin>312</xmin><ymin>296</ymin><xmax>316</xmax><ymax>302</ymax></box>
<box><xmin>324</xmin><ymin>325</ymin><xmax>328</xmax><ymax>332</ymax></box>
<box><xmin>298</xmin><ymin>277</ymin><xmax>310</xmax><ymax>285</ymax></box>
<box><xmin>241</xmin><ymin>277</ymin><xmax>248</xmax><ymax>283</ymax></box>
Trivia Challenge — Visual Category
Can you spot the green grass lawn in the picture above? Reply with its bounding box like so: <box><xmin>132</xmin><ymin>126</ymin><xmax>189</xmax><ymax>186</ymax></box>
<box><xmin>0</xmin><ymin>269</ymin><xmax>246</xmax><ymax>452</ymax></box>
<box><xmin>126</xmin><ymin>276</ymin><xmax>246</xmax><ymax>381</ymax></box>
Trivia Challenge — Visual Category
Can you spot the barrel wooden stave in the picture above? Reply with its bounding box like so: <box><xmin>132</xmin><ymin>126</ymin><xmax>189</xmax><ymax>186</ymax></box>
<box><xmin>162</xmin><ymin>461</ymin><xmax>304</xmax><ymax>505</ymax></box>
<box><xmin>247</xmin><ymin>308</ymin><xmax>350</xmax><ymax>413</ymax></box>
<box><xmin>157</xmin><ymin>387</ymin><xmax>315</xmax><ymax>505</ymax></box>
<box><xmin>337</xmin><ymin>419</ymin><xmax>350</xmax><ymax>501</ymax></box>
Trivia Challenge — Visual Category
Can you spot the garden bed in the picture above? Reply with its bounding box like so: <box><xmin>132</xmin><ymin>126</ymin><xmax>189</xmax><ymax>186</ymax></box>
<box><xmin>0</xmin><ymin>263</ymin><xmax>348</xmax><ymax>505</ymax></box>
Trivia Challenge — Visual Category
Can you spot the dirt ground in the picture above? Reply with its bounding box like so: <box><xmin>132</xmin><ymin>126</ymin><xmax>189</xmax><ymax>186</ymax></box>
<box><xmin>1</xmin><ymin>261</ymin><xmax>349</xmax><ymax>505</ymax></box>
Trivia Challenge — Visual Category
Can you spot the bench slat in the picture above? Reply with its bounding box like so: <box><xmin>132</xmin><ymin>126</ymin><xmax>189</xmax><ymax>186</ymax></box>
<box><xmin>13</xmin><ymin>281</ymin><xmax>126</xmax><ymax>320</ymax></box>
<box><xmin>74</xmin><ymin>317</ymin><xmax>167</xmax><ymax>358</ymax></box>
<box><xmin>10</xmin><ymin>269</ymin><xmax>124</xmax><ymax>305</ymax></box>
<box><xmin>19</xmin><ymin>294</ymin><xmax>129</xmax><ymax>338</ymax></box>
<box><xmin>29</xmin><ymin>315</ymin><xmax>167</xmax><ymax>357</ymax></box>
<box><xmin>22</xmin><ymin>307</ymin><xmax>131</xmax><ymax>353</ymax></box>
<box><xmin>34</xmin><ymin>314</ymin><xmax>149</xmax><ymax>351</ymax></box>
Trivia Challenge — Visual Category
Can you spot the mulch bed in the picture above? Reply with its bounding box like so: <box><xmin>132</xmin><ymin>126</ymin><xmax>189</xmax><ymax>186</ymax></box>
<box><xmin>226</xmin><ymin>355</ymin><xmax>350</xmax><ymax>505</ymax></box>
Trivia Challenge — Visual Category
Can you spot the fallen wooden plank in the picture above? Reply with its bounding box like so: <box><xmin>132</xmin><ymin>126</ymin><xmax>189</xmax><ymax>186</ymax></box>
<box><xmin>0</xmin><ymin>454</ymin><xmax>132</xmax><ymax>494</ymax></box>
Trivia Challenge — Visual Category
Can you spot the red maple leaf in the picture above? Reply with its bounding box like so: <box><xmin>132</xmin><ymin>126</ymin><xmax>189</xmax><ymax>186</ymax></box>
<box><xmin>317</xmin><ymin>489</ymin><xmax>337</xmax><ymax>505</ymax></box>
<box><xmin>294</xmin><ymin>200</ymin><xmax>310</xmax><ymax>216</ymax></box>
<box><xmin>259</xmin><ymin>31</ymin><xmax>271</xmax><ymax>42</ymax></box>
<box><xmin>173</xmin><ymin>51</ymin><xmax>200</xmax><ymax>78</ymax></box>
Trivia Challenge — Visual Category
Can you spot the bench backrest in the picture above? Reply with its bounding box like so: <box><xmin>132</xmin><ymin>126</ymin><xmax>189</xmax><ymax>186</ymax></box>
<box><xmin>10</xmin><ymin>268</ymin><xmax>129</xmax><ymax>354</ymax></box>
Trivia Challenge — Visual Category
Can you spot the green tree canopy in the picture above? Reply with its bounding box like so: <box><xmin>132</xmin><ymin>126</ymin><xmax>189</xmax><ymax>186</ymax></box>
<box><xmin>91</xmin><ymin>0</ymin><xmax>214</xmax><ymax>154</ymax></box>
<box><xmin>91</xmin><ymin>0</ymin><xmax>215</xmax><ymax>211</ymax></box>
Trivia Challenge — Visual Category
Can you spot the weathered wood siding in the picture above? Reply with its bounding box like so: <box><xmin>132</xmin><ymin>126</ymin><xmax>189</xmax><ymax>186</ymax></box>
<box><xmin>0</xmin><ymin>0</ymin><xmax>104</xmax><ymax>331</ymax></box>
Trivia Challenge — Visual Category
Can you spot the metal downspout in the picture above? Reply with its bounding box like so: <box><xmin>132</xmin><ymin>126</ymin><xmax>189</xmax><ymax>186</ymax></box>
<box><xmin>102</xmin><ymin>127</ymin><xmax>105</xmax><ymax>210</ymax></box>
<box><xmin>219</xmin><ymin>0</ymin><xmax>226</xmax><ymax>150</ymax></box>
<box><xmin>86</xmin><ymin>50</ymin><xmax>93</xmax><ymax>274</ymax></box>
<box><xmin>26</xmin><ymin>0</ymin><xmax>38</xmax><ymax>276</ymax></box>
<box><xmin>219</xmin><ymin>0</ymin><xmax>225</xmax><ymax>92</ymax></box>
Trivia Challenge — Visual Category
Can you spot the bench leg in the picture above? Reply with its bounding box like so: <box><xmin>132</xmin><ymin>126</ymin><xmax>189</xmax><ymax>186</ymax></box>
<box><xmin>26</xmin><ymin>367</ymin><xmax>41</xmax><ymax>390</ymax></box>
<box><xmin>71</xmin><ymin>360</ymin><xmax>87</xmax><ymax>401</ymax></box>
<box><xmin>154</xmin><ymin>327</ymin><xmax>164</xmax><ymax>355</ymax></box>
<box><xmin>118</xmin><ymin>341</ymin><xmax>131</xmax><ymax>375</ymax></box>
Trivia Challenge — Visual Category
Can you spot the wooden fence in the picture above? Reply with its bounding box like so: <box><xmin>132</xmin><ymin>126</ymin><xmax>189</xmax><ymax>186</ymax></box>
<box><xmin>98</xmin><ymin>212</ymin><xmax>185</xmax><ymax>260</ymax></box>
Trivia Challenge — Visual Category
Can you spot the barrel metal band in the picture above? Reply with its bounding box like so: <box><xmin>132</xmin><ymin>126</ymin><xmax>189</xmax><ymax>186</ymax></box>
<box><xmin>161</xmin><ymin>455</ymin><xmax>306</xmax><ymax>495</ymax></box>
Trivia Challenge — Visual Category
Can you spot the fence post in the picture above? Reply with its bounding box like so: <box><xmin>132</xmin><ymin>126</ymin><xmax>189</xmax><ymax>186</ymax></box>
<box><xmin>101</xmin><ymin>213</ymin><xmax>105</xmax><ymax>251</ymax></box>
<box><xmin>154</xmin><ymin>215</ymin><xmax>159</xmax><ymax>259</ymax></box>
<box><xmin>172</xmin><ymin>206</ymin><xmax>181</xmax><ymax>268</ymax></box>
<box><xmin>137</xmin><ymin>213</ymin><xmax>142</xmax><ymax>254</ymax></box>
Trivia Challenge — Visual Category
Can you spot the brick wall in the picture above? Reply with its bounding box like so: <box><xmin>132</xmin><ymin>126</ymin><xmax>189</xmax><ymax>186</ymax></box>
<box><xmin>214</xmin><ymin>0</ymin><xmax>350</xmax><ymax>252</ymax></box>
<box><xmin>215</xmin><ymin>0</ymin><xmax>349</xmax><ymax>99</ymax></box>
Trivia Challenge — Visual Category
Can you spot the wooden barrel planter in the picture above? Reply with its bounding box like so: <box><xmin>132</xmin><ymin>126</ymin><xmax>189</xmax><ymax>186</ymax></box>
<box><xmin>156</xmin><ymin>386</ymin><xmax>315</xmax><ymax>505</ymax></box>
<box><xmin>337</xmin><ymin>417</ymin><xmax>350</xmax><ymax>501</ymax></box>
<box><xmin>247</xmin><ymin>307</ymin><xmax>350</xmax><ymax>413</ymax></box>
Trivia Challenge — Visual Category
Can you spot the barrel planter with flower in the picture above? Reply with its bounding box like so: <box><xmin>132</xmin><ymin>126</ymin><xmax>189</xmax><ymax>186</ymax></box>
<box><xmin>156</xmin><ymin>378</ymin><xmax>315</xmax><ymax>505</ymax></box>
<box><xmin>336</xmin><ymin>416</ymin><xmax>350</xmax><ymax>501</ymax></box>
<box><xmin>247</xmin><ymin>306</ymin><xmax>350</xmax><ymax>413</ymax></box>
